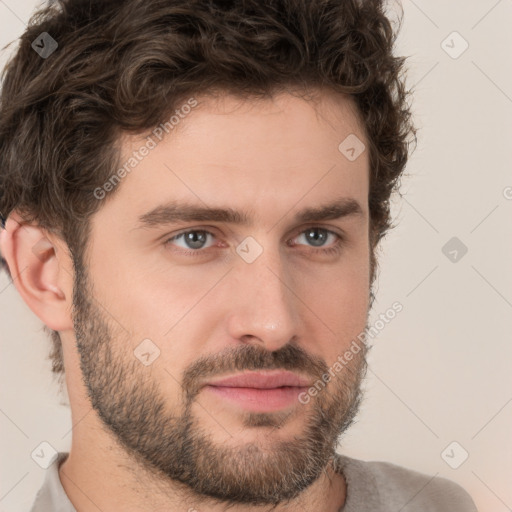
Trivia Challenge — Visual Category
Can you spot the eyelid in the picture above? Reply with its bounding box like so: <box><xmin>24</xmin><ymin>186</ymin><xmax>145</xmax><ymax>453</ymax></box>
<box><xmin>289</xmin><ymin>223</ymin><xmax>345</xmax><ymax>241</ymax></box>
<box><xmin>167</xmin><ymin>223</ymin><xmax>344</xmax><ymax>240</ymax></box>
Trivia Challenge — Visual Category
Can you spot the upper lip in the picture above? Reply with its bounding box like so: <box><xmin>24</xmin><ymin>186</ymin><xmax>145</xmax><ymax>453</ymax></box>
<box><xmin>205</xmin><ymin>370</ymin><xmax>312</xmax><ymax>389</ymax></box>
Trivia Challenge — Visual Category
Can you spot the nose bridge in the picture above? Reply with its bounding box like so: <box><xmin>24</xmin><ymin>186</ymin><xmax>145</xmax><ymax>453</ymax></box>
<box><xmin>226</xmin><ymin>236</ymin><xmax>298</xmax><ymax>349</ymax></box>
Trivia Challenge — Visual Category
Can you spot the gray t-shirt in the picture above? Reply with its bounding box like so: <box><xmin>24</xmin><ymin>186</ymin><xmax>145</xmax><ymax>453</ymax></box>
<box><xmin>29</xmin><ymin>451</ymin><xmax>478</xmax><ymax>511</ymax></box>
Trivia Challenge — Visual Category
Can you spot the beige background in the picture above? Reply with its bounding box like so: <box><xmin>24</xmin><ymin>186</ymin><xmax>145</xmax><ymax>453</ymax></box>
<box><xmin>1</xmin><ymin>1</ymin><xmax>511</xmax><ymax>511</ymax></box>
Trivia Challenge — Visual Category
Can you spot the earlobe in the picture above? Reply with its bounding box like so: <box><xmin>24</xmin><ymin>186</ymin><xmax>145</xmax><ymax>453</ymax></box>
<box><xmin>0</xmin><ymin>213</ymin><xmax>74</xmax><ymax>331</ymax></box>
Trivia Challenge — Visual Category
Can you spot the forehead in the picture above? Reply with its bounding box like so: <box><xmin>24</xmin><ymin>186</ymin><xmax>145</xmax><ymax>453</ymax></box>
<box><xmin>97</xmin><ymin>90</ymin><xmax>369</xmax><ymax>228</ymax></box>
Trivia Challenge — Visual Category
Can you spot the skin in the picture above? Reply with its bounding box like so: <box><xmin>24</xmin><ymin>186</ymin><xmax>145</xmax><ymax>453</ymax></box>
<box><xmin>0</xmin><ymin>89</ymin><xmax>371</xmax><ymax>512</ymax></box>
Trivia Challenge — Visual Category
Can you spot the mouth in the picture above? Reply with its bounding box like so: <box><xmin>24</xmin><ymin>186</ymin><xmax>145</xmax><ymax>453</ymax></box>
<box><xmin>203</xmin><ymin>370</ymin><xmax>312</xmax><ymax>412</ymax></box>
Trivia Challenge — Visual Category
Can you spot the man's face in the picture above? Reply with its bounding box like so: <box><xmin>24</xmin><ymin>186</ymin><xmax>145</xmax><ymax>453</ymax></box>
<box><xmin>70</xmin><ymin>91</ymin><xmax>370</xmax><ymax>505</ymax></box>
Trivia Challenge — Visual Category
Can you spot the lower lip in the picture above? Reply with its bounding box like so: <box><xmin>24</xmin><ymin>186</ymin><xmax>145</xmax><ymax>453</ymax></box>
<box><xmin>204</xmin><ymin>385</ymin><xmax>308</xmax><ymax>412</ymax></box>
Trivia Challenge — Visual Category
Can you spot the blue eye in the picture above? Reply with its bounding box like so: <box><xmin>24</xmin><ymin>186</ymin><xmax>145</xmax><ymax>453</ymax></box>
<box><xmin>164</xmin><ymin>227</ymin><xmax>343</xmax><ymax>256</ymax></box>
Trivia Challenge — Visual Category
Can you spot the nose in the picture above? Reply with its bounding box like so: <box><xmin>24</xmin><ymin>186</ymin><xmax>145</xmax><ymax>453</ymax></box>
<box><xmin>225</xmin><ymin>244</ymin><xmax>299</xmax><ymax>352</ymax></box>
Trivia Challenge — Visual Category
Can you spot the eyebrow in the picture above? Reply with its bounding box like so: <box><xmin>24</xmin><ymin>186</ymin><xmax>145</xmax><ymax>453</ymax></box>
<box><xmin>137</xmin><ymin>197</ymin><xmax>364</xmax><ymax>229</ymax></box>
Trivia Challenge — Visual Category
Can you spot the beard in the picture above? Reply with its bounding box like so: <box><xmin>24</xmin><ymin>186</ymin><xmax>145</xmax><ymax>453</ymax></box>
<box><xmin>71</xmin><ymin>258</ymin><xmax>368</xmax><ymax>508</ymax></box>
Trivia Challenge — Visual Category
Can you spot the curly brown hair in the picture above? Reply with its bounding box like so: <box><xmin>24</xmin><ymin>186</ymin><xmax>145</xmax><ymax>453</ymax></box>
<box><xmin>0</xmin><ymin>0</ymin><xmax>415</xmax><ymax>378</ymax></box>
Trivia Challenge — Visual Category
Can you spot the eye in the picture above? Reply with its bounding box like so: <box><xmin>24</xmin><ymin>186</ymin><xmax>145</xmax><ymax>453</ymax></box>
<box><xmin>166</xmin><ymin>230</ymin><xmax>216</xmax><ymax>252</ymax></box>
<box><xmin>297</xmin><ymin>227</ymin><xmax>337</xmax><ymax>247</ymax></box>
<box><xmin>164</xmin><ymin>227</ymin><xmax>343</xmax><ymax>257</ymax></box>
<box><xmin>290</xmin><ymin>227</ymin><xmax>343</xmax><ymax>254</ymax></box>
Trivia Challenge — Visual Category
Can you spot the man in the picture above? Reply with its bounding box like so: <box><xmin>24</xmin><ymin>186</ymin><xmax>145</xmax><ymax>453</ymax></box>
<box><xmin>0</xmin><ymin>0</ymin><xmax>478</xmax><ymax>510</ymax></box>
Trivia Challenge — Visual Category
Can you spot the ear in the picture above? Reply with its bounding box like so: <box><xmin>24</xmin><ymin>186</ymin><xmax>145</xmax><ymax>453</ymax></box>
<box><xmin>0</xmin><ymin>211</ymin><xmax>74</xmax><ymax>331</ymax></box>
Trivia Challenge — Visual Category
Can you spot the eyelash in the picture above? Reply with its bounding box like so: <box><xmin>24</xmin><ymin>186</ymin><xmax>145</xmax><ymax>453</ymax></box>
<box><xmin>164</xmin><ymin>227</ymin><xmax>344</xmax><ymax>258</ymax></box>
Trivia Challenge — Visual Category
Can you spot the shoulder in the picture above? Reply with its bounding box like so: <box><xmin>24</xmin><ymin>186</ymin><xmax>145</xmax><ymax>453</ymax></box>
<box><xmin>367</xmin><ymin>459</ymin><xmax>477</xmax><ymax>511</ymax></box>
<box><xmin>334</xmin><ymin>454</ymin><xmax>478</xmax><ymax>512</ymax></box>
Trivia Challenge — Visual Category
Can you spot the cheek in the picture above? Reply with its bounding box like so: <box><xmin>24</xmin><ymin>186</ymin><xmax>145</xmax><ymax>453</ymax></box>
<box><xmin>307</xmin><ymin>271</ymin><xmax>368</xmax><ymax>330</ymax></box>
<box><xmin>295</xmin><ymin>246</ymin><xmax>370</xmax><ymax>347</ymax></box>
<box><xmin>102</xmin><ymin>265</ymin><xmax>221</xmax><ymax>369</ymax></box>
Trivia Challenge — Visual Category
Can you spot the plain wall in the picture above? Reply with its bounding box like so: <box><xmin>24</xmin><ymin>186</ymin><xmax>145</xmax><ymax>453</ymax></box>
<box><xmin>1</xmin><ymin>1</ymin><xmax>511</xmax><ymax>511</ymax></box>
